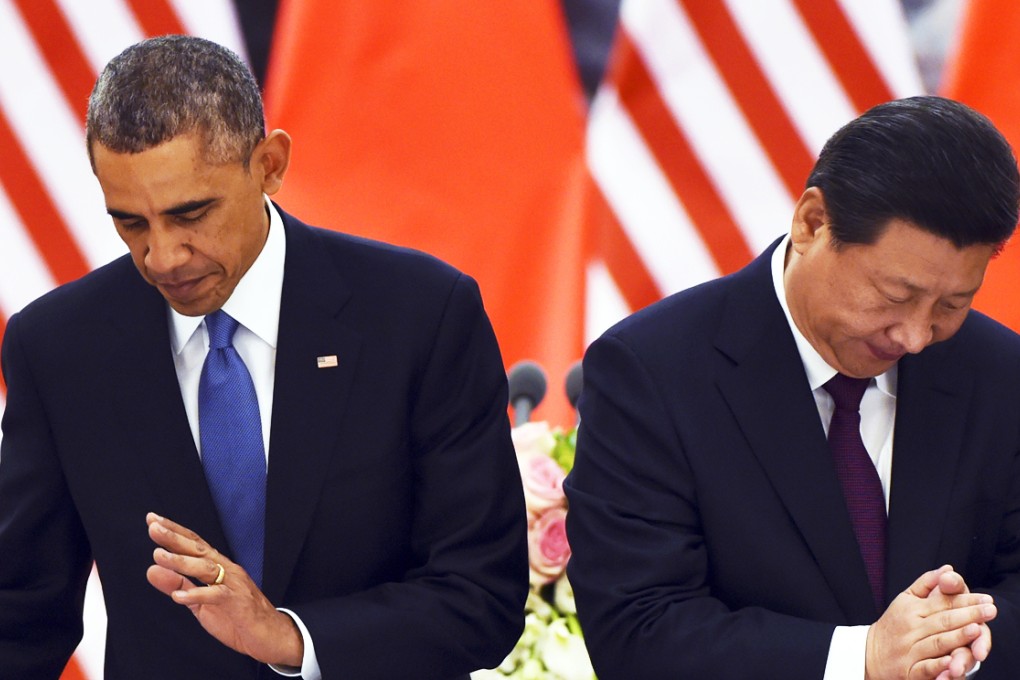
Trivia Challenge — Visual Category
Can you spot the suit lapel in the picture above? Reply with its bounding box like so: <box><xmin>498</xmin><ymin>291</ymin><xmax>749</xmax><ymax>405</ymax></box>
<box><xmin>106</xmin><ymin>265</ymin><xmax>229</xmax><ymax>549</ymax></box>
<box><xmin>714</xmin><ymin>246</ymin><xmax>879</xmax><ymax>622</ymax></box>
<box><xmin>885</xmin><ymin>347</ymin><xmax>972</xmax><ymax>595</ymax></box>
<box><xmin>261</xmin><ymin>218</ymin><xmax>362</xmax><ymax>604</ymax></box>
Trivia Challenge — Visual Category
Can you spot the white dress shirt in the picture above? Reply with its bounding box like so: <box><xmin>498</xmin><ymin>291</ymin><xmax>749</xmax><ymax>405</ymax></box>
<box><xmin>167</xmin><ymin>199</ymin><xmax>321</xmax><ymax>680</ymax></box>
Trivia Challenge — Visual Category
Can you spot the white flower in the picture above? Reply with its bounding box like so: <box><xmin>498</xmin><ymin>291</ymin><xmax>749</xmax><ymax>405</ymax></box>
<box><xmin>514</xmin><ymin>657</ymin><xmax>546</xmax><ymax>680</ymax></box>
<box><xmin>525</xmin><ymin>589</ymin><xmax>554</xmax><ymax>620</ymax></box>
<box><xmin>512</xmin><ymin>421</ymin><xmax>557</xmax><ymax>460</ymax></box>
<box><xmin>535</xmin><ymin>618</ymin><xmax>596</xmax><ymax>680</ymax></box>
<box><xmin>522</xmin><ymin>611</ymin><xmax>550</xmax><ymax>646</ymax></box>
<box><xmin>553</xmin><ymin>573</ymin><xmax>577</xmax><ymax>614</ymax></box>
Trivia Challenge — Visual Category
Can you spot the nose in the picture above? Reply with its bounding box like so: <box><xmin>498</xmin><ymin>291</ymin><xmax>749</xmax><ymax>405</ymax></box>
<box><xmin>887</xmin><ymin>306</ymin><xmax>934</xmax><ymax>354</ymax></box>
<box><xmin>144</xmin><ymin>224</ymin><xmax>189</xmax><ymax>277</ymax></box>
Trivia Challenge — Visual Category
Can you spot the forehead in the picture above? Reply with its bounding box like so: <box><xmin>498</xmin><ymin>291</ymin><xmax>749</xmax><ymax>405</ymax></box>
<box><xmin>838</xmin><ymin>219</ymin><xmax>993</xmax><ymax>292</ymax></box>
<box><xmin>92</xmin><ymin>134</ymin><xmax>241</xmax><ymax>211</ymax></box>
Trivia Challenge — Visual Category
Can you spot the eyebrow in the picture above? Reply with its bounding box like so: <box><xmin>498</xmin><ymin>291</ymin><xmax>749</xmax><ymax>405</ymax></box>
<box><xmin>107</xmin><ymin>198</ymin><xmax>218</xmax><ymax>221</ymax></box>
<box><xmin>884</xmin><ymin>276</ymin><xmax>980</xmax><ymax>299</ymax></box>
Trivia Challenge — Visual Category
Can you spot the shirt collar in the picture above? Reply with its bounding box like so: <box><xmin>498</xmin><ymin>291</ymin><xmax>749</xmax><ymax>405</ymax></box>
<box><xmin>770</xmin><ymin>234</ymin><xmax>896</xmax><ymax>397</ymax></box>
<box><xmin>168</xmin><ymin>197</ymin><xmax>286</xmax><ymax>353</ymax></box>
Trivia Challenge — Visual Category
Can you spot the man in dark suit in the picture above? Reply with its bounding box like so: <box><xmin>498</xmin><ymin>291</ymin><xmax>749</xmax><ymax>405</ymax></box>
<box><xmin>565</xmin><ymin>96</ymin><xmax>1020</xmax><ymax>679</ymax></box>
<box><xmin>0</xmin><ymin>35</ymin><xmax>527</xmax><ymax>679</ymax></box>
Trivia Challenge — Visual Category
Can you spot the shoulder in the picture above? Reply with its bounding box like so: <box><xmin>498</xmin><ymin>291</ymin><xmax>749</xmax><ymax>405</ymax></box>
<box><xmin>600</xmin><ymin>253</ymin><xmax>770</xmax><ymax>358</ymax></box>
<box><xmin>280</xmin><ymin>209</ymin><xmax>467</xmax><ymax>294</ymax></box>
<box><xmin>8</xmin><ymin>255</ymin><xmax>148</xmax><ymax>335</ymax></box>
<box><xmin>276</xmin><ymin>209</ymin><xmax>486</xmax><ymax>339</ymax></box>
<box><xmin>931</xmin><ymin>309</ymin><xmax>1020</xmax><ymax>373</ymax></box>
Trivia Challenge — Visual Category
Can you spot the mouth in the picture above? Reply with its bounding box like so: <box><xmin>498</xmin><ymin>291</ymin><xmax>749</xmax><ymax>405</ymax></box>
<box><xmin>155</xmin><ymin>275</ymin><xmax>208</xmax><ymax>303</ymax></box>
<box><xmin>866</xmin><ymin>342</ymin><xmax>905</xmax><ymax>363</ymax></box>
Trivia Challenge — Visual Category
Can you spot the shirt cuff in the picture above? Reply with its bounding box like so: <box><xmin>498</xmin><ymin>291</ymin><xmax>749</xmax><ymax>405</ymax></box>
<box><xmin>269</xmin><ymin>608</ymin><xmax>322</xmax><ymax>680</ymax></box>
<box><xmin>823</xmin><ymin>625</ymin><xmax>868</xmax><ymax>680</ymax></box>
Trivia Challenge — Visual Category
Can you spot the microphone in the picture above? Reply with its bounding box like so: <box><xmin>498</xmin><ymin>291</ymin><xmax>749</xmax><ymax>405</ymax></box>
<box><xmin>565</xmin><ymin>360</ymin><xmax>583</xmax><ymax>413</ymax></box>
<box><xmin>508</xmin><ymin>360</ymin><xmax>547</xmax><ymax>427</ymax></box>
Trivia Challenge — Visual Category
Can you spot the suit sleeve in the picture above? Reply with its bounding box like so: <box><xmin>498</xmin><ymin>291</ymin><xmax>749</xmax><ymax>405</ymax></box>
<box><xmin>292</xmin><ymin>273</ymin><xmax>529</xmax><ymax>679</ymax></box>
<box><xmin>0</xmin><ymin>312</ymin><xmax>92</xmax><ymax>679</ymax></box>
<box><xmin>980</xmin><ymin>431</ymin><xmax>1020</xmax><ymax>678</ymax></box>
<box><xmin>564</xmin><ymin>333</ymin><xmax>834</xmax><ymax>679</ymax></box>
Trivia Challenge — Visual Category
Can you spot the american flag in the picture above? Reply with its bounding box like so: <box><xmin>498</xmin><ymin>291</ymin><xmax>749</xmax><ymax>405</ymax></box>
<box><xmin>583</xmin><ymin>0</ymin><xmax>924</xmax><ymax>340</ymax></box>
<box><xmin>0</xmin><ymin>0</ymin><xmax>941</xmax><ymax>677</ymax></box>
<box><xmin>0</xmin><ymin>2</ymin><xmax>246</xmax><ymax>676</ymax></box>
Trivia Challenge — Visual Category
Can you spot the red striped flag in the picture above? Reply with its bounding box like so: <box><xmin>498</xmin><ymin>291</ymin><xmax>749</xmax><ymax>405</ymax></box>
<box><xmin>0</xmin><ymin>3</ymin><xmax>247</xmax><ymax>676</ymax></box>
<box><xmin>583</xmin><ymin>0</ymin><xmax>925</xmax><ymax>340</ymax></box>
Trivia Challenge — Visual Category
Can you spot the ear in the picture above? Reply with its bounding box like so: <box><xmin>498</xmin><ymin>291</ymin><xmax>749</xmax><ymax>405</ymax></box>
<box><xmin>789</xmin><ymin>187</ymin><xmax>828</xmax><ymax>254</ymax></box>
<box><xmin>252</xmin><ymin>129</ymin><xmax>292</xmax><ymax>196</ymax></box>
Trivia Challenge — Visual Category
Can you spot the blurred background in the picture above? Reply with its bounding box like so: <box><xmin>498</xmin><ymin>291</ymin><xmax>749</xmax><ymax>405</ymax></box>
<box><xmin>1</xmin><ymin>0</ymin><xmax>1017</xmax><ymax>676</ymax></box>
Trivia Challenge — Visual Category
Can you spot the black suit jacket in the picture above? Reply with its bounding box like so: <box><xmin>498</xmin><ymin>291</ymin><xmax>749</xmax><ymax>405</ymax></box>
<box><xmin>0</xmin><ymin>209</ymin><xmax>528</xmax><ymax>679</ymax></box>
<box><xmin>564</xmin><ymin>239</ymin><xmax>1020</xmax><ymax>678</ymax></box>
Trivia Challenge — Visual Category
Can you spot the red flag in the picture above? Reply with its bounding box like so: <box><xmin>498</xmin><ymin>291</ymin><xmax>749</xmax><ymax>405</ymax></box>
<box><xmin>264</xmin><ymin>0</ymin><xmax>588</xmax><ymax>427</ymax></box>
<box><xmin>942</xmin><ymin>0</ymin><xmax>1020</xmax><ymax>331</ymax></box>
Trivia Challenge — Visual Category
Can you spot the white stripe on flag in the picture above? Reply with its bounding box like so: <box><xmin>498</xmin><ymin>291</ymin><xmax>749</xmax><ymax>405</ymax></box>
<box><xmin>169</xmin><ymin>0</ymin><xmax>249</xmax><ymax>60</ymax></box>
<box><xmin>52</xmin><ymin>0</ymin><xmax>146</xmax><ymax>73</ymax></box>
<box><xmin>585</xmin><ymin>259</ymin><xmax>632</xmax><ymax>345</ymax></box>
<box><xmin>0</xmin><ymin>1</ymin><xmax>124</xmax><ymax>269</ymax></box>
<box><xmin>723</xmin><ymin>0</ymin><xmax>859</xmax><ymax>155</ymax></box>
<box><xmin>622</xmin><ymin>0</ymin><xmax>793</xmax><ymax>254</ymax></box>
<box><xmin>0</xmin><ymin>184</ymin><xmax>57</xmax><ymax>316</ymax></box>
<box><xmin>836</xmin><ymin>0</ymin><xmax>925</xmax><ymax>97</ymax></box>
<box><xmin>587</xmin><ymin>85</ymin><xmax>720</xmax><ymax>294</ymax></box>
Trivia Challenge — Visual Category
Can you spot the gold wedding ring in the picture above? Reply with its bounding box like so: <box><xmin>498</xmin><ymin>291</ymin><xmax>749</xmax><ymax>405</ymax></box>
<box><xmin>210</xmin><ymin>562</ymin><xmax>226</xmax><ymax>586</ymax></box>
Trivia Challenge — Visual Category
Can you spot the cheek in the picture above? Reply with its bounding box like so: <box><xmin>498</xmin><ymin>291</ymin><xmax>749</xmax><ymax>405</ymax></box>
<box><xmin>117</xmin><ymin>233</ymin><xmax>149</xmax><ymax>267</ymax></box>
<box><xmin>931</xmin><ymin>312</ymin><xmax>968</xmax><ymax>342</ymax></box>
<box><xmin>833</xmin><ymin>302</ymin><xmax>898</xmax><ymax>341</ymax></box>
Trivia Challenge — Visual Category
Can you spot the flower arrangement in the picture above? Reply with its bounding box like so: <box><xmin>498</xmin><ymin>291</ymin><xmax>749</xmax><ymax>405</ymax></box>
<box><xmin>473</xmin><ymin>421</ymin><xmax>596</xmax><ymax>680</ymax></box>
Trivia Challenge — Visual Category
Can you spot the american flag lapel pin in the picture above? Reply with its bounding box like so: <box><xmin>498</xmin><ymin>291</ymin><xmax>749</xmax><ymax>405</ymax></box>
<box><xmin>317</xmin><ymin>355</ymin><xmax>339</xmax><ymax>369</ymax></box>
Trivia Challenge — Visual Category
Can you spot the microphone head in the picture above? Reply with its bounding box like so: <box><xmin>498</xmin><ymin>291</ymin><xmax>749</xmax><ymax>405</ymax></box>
<box><xmin>508</xmin><ymin>360</ymin><xmax>548</xmax><ymax>410</ymax></box>
<box><xmin>565</xmin><ymin>360</ymin><xmax>583</xmax><ymax>409</ymax></box>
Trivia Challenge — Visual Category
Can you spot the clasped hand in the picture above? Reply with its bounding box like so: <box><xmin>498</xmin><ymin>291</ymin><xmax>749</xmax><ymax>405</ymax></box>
<box><xmin>145</xmin><ymin>512</ymin><xmax>303</xmax><ymax>668</ymax></box>
<box><xmin>866</xmin><ymin>565</ymin><xmax>996</xmax><ymax>680</ymax></box>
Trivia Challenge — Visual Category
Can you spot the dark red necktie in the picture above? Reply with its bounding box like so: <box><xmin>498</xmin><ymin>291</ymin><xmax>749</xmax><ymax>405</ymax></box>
<box><xmin>823</xmin><ymin>374</ymin><xmax>886</xmax><ymax>610</ymax></box>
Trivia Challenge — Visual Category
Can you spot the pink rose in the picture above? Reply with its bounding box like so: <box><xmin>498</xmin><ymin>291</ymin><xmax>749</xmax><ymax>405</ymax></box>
<box><xmin>519</xmin><ymin>454</ymin><xmax>566</xmax><ymax>517</ymax></box>
<box><xmin>528</xmin><ymin>506</ymin><xmax>571</xmax><ymax>586</ymax></box>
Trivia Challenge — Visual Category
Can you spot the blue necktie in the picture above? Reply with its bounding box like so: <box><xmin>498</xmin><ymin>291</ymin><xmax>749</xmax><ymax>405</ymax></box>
<box><xmin>824</xmin><ymin>374</ymin><xmax>886</xmax><ymax>610</ymax></box>
<box><xmin>199</xmin><ymin>310</ymin><xmax>266</xmax><ymax>587</ymax></box>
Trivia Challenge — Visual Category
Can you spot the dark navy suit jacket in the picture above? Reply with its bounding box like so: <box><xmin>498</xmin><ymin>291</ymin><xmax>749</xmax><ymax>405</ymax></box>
<box><xmin>0</xmin><ymin>209</ymin><xmax>528</xmax><ymax>679</ymax></box>
<box><xmin>565</xmin><ymin>238</ymin><xmax>1020</xmax><ymax>678</ymax></box>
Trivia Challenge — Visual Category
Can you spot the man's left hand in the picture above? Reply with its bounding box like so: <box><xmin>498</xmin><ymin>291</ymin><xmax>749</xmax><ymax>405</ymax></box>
<box><xmin>145</xmin><ymin>512</ymin><xmax>303</xmax><ymax>667</ymax></box>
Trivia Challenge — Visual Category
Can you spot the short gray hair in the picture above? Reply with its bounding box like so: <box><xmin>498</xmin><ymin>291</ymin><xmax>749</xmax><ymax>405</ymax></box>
<box><xmin>86</xmin><ymin>35</ymin><xmax>265</xmax><ymax>168</ymax></box>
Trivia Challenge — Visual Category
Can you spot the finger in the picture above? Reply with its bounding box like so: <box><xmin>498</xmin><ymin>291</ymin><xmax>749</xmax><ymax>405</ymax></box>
<box><xmin>947</xmin><ymin>646</ymin><xmax>974</xmax><ymax>678</ymax></box>
<box><xmin>919</xmin><ymin>622</ymin><xmax>984</xmax><ymax>662</ymax></box>
<box><xmin>920</xmin><ymin>591</ymin><xmax>994</xmax><ymax>618</ymax></box>
<box><xmin>907</xmin><ymin>565</ymin><xmax>956</xmax><ymax>599</ymax></box>
<box><xmin>936</xmin><ymin>570</ymin><xmax>974</xmax><ymax>597</ymax></box>
<box><xmin>146</xmin><ymin>513</ymin><xmax>207</xmax><ymax>545</ymax></box>
<box><xmin>146</xmin><ymin>564</ymin><xmax>193</xmax><ymax>596</ymax></box>
<box><xmin>908</xmin><ymin>654</ymin><xmax>952</xmax><ymax>680</ymax></box>
<box><xmin>153</xmin><ymin>547</ymin><xmax>227</xmax><ymax>587</ymax></box>
<box><xmin>934</xmin><ymin>602</ymin><xmax>997</xmax><ymax>630</ymax></box>
<box><xmin>148</xmin><ymin>518</ymin><xmax>219</xmax><ymax>561</ymax></box>
<box><xmin>971</xmin><ymin>623</ymin><xmax>992</xmax><ymax>662</ymax></box>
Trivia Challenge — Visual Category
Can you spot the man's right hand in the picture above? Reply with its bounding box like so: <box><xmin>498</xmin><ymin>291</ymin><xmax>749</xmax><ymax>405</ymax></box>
<box><xmin>865</xmin><ymin>565</ymin><xmax>996</xmax><ymax>680</ymax></box>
